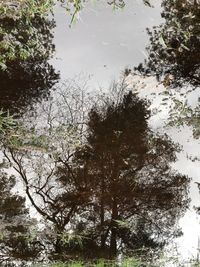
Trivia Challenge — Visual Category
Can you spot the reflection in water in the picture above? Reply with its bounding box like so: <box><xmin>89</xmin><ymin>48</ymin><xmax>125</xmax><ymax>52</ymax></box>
<box><xmin>137</xmin><ymin>0</ymin><xmax>200</xmax><ymax>86</ymax></box>
<box><xmin>51</xmin><ymin>0</ymin><xmax>162</xmax><ymax>87</ymax></box>
<box><xmin>4</xmin><ymin>84</ymin><xmax>190</xmax><ymax>263</ymax></box>
<box><xmin>0</xmin><ymin>0</ymin><xmax>197</xmax><ymax>265</ymax></box>
<box><xmin>134</xmin><ymin>0</ymin><xmax>200</xmax><ymax>156</ymax></box>
<box><xmin>0</xmin><ymin>16</ymin><xmax>59</xmax><ymax>114</ymax></box>
<box><xmin>0</xmin><ymin>61</ymin><xmax>59</xmax><ymax>114</ymax></box>
<box><xmin>0</xmin><ymin>169</ymin><xmax>42</xmax><ymax>265</ymax></box>
<box><xmin>54</xmin><ymin>91</ymin><xmax>190</xmax><ymax>259</ymax></box>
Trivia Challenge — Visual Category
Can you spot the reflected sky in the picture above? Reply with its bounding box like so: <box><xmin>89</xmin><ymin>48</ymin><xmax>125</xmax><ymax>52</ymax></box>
<box><xmin>50</xmin><ymin>0</ymin><xmax>162</xmax><ymax>87</ymax></box>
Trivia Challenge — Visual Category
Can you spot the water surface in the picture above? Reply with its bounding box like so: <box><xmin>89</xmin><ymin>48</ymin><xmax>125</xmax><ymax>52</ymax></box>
<box><xmin>1</xmin><ymin>0</ymin><xmax>200</xmax><ymax>265</ymax></box>
<box><xmin>51</xmin><ymin>0</ymin><xmax>162</xmax><ymax>87</ymax></box>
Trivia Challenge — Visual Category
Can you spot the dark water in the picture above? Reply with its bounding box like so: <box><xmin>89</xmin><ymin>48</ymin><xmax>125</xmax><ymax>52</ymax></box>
<box><xmin>0</xmin><ymin>0</ymin><xmax>200</xmax><ymax>265</ymax></box>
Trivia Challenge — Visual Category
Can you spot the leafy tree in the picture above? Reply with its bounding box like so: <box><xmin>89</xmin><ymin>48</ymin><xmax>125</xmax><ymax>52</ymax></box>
<box><xmin>137</xmin><ymin>0</ymin><xmax>200</xmax><ymax>86</ymax></box>
<box><xmin>0</xmin><ymin>0</ymin><xmax>55</xmax><ymax>69</ymax></box>
<box><xmin>0</xmin><ymin>59</ymin><xmax>59</xmax><ymax>114</ymax></box>
<box><xmin>0</xmin><ymin>165</ymin><xmax>42</xmax><ymax>265</ymax></box>
<box><xmin>5</xmin><ymin>87</ymin><xmax>190</xmax><ymax>261</ymax></box>
<box><xmin>0</xmin><ymin>113</ymin><xmax>42</xmax><ymax>265</ymax></box>
<box><xmin>133</xmin><ymin>0</ymin><xmax>200</xmax><ymax>143</ymax></box>
<box><xmin>3</xmin><ymin>82</ymin><xmax>94</xmax><ymax>260</ymax></box>
<box><xmin>57</xmin><ymin>91</ymin><xmax>190</xmax><ymax>258</ymax></box>
<box><xmin>0</xmin><ymin>6</ymin><xmax>59</xmax><ymax>113</ymax></box>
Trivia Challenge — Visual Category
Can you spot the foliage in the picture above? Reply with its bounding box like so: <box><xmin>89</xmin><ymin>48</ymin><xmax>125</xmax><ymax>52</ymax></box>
<box><xmin>59</xmin><ymin>0</ymin><xmax>152</xmax><ymax>24</ymax></box>
<box><xmin>4</xmin><ymin>82</ymin><xmax>190</xmax><ymax>262</ymax></box>
<box><xmin>134</xmin><ymin>0</ymin><xmax>200</xmax><ymax>141</ymax></box>
<box><xmin>0</xmin><ymin>112</ymin><xmax>43</xmax><ymax>265</ymax></box>
<box><xmin>0</xmin><ymin>0</ymin><xmax>59</xmax><ymax>113</ymax></box>
<box><xmin>0</xmin><ymin>0</ymin><xmax>55</xmax><ymax>69</ymax></box>
<box><xmin>58</xmin><ymin>90</ymin><xmax>189</xmax><ymax>258</ymax></box>
<box><xmin>32</xmin><ymin>257</ymin><xmax>142</xmax><ymax>266</ymax></box>
<box><xmin>47</xmin><ymin>258</ymin><xmax>141</xmax><ymax>266</ymax></box>
<box><xmin>29</xmin><ymin>256</ymin><xmax>200</xmax><ymax>267</ymax></box>
<box><xmin>153</xmin><ymin>85</ymin><xmax>200</xmax><ymax>140</ymax></box>
<box><xmin>0</xmin><ymin>168</ymin><xmax>42</xmax><ymax>264</ymax></box>
<box><xmin>168</xmin><ymin>97</ymin><xmax>200</xmax><ymax>139</ymax></box>
<box><xmin>0</xmin><ymin>58</ymin><xmax>59</xmax><ymax>114</ymax></box>
<box><xmin>137</xmin><ymin>0</ymin><xmax>200</xmax><ymax>87</ymax></box>
<box><xmin>0</xmin><ymin>110</ymin><xmax>16</xmax><ymax>138</ymax></box>
<box><xmin>0</xmin><ymin>0</ymin><xmax>152</xmax><ymax>68</ymax></box>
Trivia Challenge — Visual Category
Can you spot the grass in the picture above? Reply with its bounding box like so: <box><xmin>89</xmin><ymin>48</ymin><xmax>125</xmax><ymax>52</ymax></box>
<box><xmin>32</xmin><ymin>258</ymin><xmax>141</xmax><ymax>267</ymax></box>
<box><xmin>31</xmin><ymin>257</ymin><xmax>200</xmax><ymax>267</ymax></box>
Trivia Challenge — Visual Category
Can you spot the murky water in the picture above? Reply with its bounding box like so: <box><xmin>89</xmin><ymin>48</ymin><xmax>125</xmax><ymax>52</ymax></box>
<box><xmin>1</xmin><ymin>0</ymin><xmax>200</xmax><ymax>265</ymax></box>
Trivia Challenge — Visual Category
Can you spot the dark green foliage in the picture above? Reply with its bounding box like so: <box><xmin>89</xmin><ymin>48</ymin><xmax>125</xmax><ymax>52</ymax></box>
<box><xmin>5</xmin><ymin>90</ymin><xmax>190</xmax><ymax>263</ymax></box>
<box><xmin>0</xmin><ymin>171</ymin><xmax>42</xmax><ymax>264</ymax></box>
<box><xmin>56</xmin><ymin>91</ymin><xmax>189</xmax><ymax>259</ymax></box>
<box><xmin>137</xmin><ymin>0</ymin><xmax>200</xmax><ymax>86</ymax></box>
<box><xmin>0</xmin><ymin>13</ymin><xmax>59</xmax><ymax>113</ymax></box>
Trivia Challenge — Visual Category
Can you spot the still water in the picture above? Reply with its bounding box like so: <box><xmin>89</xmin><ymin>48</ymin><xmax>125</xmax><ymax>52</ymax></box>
<box><xmin>51</xmin><ymin>0</ymin><xmax>162</xmax><ymax>87</ymax></box>
<box><xmin>1</xmin><ymin>0</ymin><xmax>200</xmax><ymax>265</ymax></box>
<box><xmin>46</xmin><ymin>1</ymin><xmax>200</xmax><ymax>259</ymax></box>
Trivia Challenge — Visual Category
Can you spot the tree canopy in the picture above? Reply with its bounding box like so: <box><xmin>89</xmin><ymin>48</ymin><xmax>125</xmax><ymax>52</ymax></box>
<box><xmin>137</xmin><ymin>0</ymin><xmax>200</xmax><ymax>87</ymax></box>
<box><xmin>5</xmin><ymin>89</ymin><xmax>190</xmax><ymax>261</ymax></box>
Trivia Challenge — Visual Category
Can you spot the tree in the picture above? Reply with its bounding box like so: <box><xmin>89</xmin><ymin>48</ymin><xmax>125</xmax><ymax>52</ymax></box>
<box><xmin>57</xmin><ymin>91</ymin><xmax>190</xmax><ymax>258</ymax></box>
<box><xmin>0</xmin><ymin>3</ymin><xmax>59</xmax><ymax>114</ymax></box>
<box><xmin>3</xmin><ymin>80</ymin><xmax>95</xmax><ymax>260</ymax></box>
<box><xmin>4</xmin><ymin>87</ymin><xmax>190</xmax><ymax>261</ymax></box>
<box><xmin>0</xmin><ymin>0</ymin><xmax>55</xmax><ymax>69</ymax></box>
<box><xmin>137</xmin><ymin>0</ymin><xmax>200</xmax><ymax>87</ymax></box>
<box><xmin>0</xmin><ymin>165</ymin><xmax>43</xmax><ymax>266</ymax></box>
<box><xmin>0</xmin><ymin>113</ymin><xmax>43</xmax><ymax>265</ymax></box>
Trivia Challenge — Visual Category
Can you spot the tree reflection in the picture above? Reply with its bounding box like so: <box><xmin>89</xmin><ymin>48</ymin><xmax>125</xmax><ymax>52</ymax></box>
<box><xmin>0</xmin><ymin>15</ymin><xmax>59</xmax><ymax>114</ymax></box>
<box><xmin>57</xmin><ymin>91</ymin><xmax>190</xmax><ymax>259</ymax></box>
<box><xmin>137</xmin><ymin>0</ymin><xmax>200</xmax><ymax>86</ymax></box>
<box><xmin>0</xmin><ymin>169</ymin><xmax>42</xmax><ymax>265</ymax></box>
<box><xmin>6</xmin><ymin>89</ymin><xmax>190</xmax><ymax>261</ymax></box>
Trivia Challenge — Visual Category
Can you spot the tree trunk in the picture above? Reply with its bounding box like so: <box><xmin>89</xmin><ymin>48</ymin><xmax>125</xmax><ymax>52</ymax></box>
<box><xmin>54</xmin><ymin>228</ymin><xmax>64</xmax><ymax>256</ymax></box>
<box><xmin>55</xmin><ymin>236</ymin><xmax>62</xmax><ymax>255</ymax></box>
<box><xmin>110</xmin><ymin>197</ymin><xmax>118</xmax><ymax>257</ymax></box>
<box><xmin>100</xmin><ymin>177</ymin><xmax>105</xmax><ymax>249</ymax></box>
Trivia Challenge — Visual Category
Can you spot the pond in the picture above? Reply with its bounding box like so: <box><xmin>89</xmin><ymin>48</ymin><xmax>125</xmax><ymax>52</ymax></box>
<box><xmin>0</xmin><ymin>0</ymin><xmax>200</xmax><ymax>266</ymax></box>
